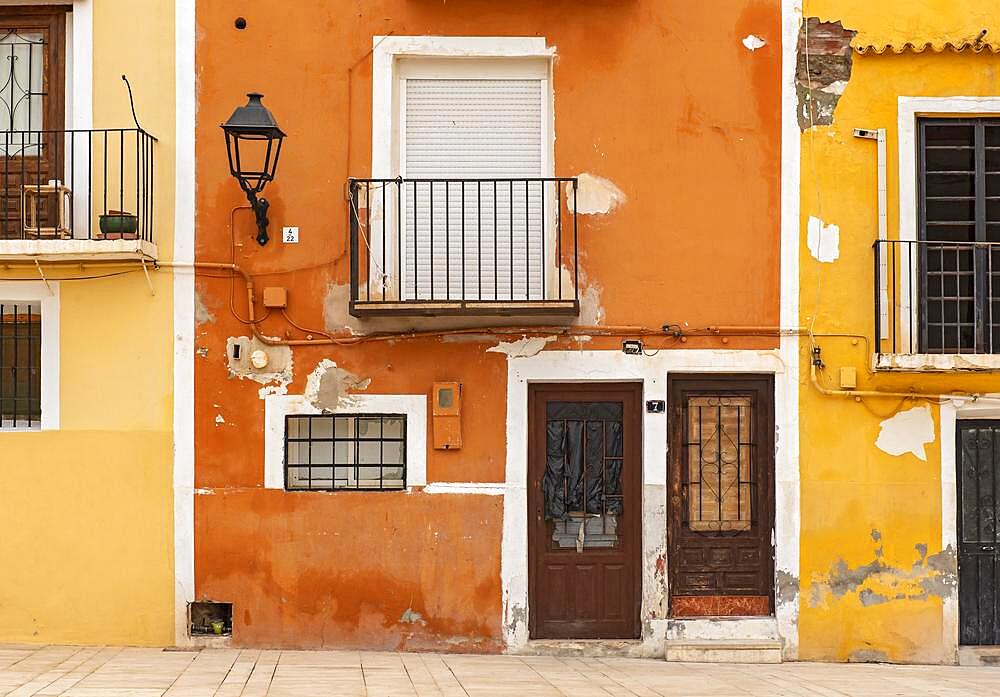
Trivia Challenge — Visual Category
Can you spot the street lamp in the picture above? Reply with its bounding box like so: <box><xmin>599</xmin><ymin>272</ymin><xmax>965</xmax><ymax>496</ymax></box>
<box><xmin>221</xmin><ymin>92</ymin><xmax>286</xmax><ymax>246</ymax></box>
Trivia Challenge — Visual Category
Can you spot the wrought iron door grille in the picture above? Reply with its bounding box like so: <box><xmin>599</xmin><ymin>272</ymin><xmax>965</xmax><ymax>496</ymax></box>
<box><xmin>957</xmin><ymin>421</ymin><xmax>1000</xmax><ymax>645</ymax></box>
<box><xmin>543</xmin><ymin>401</ymin><xmax>624</xmax><ymax>550</ymax></box>
<box><xmin>0</xmin><ymin>301</ymin><xmax>41</xmax><ymax>429</ymax></box>
<box><xmin>0</xmin><ymin>32</ymin><xmax>45</xmax><ymax>151</ymax></box>
<box><xmin>284</xmin><ymin>414</ymin><xmax>406</xmax><ymax>491</ymax></box>
<box><xmin>682</xmin><ymin>396</ymin><xmax>756</xmax><ymax>533</ymax></box>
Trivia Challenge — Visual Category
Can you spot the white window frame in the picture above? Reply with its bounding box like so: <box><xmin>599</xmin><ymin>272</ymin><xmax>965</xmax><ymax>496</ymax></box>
<box><xmin>369</xmin><ymin>36</ymin><xmax>556</xmax><ymax>302</ymax></box>
<box><xmin>263</xmin><ymin>393</ymin><xmax>427</xmax><ymax>489</ymax></box>
<box><xmin>883</xmin><ymin>97</ymin><xmax>1000</xmax><ymax>369</ymax></box>
<box><xmin>0</xmin><ymin>280</ymin><xmax>59</xmax><ymax>431</ymax></box>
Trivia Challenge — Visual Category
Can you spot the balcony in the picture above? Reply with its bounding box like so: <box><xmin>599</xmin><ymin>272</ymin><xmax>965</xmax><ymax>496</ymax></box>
<box><xmin>0</xmin><ymin>128</ymin><xmax>157</xmax><ymax>262</ymax></box>
<box><xmin>874</xmin><ymin>239</ymin><xmax>1000</xmax><ymax>370</ymax></box>
<box><xmin>348</xmin><ymin>177</ymin><xmax>579</xmax><ymax>317</ymax></box>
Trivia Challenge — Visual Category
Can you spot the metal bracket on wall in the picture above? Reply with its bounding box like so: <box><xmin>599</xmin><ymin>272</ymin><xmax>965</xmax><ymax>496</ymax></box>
<box><xmin>140</xmin><ymin>256</ymin><xmax>155</xmax><ymax>296</ymax></box>
<box><xmin>33</xmin><ymin>259</ymin><xmax>52</xmax><ymax>295</ymax></box>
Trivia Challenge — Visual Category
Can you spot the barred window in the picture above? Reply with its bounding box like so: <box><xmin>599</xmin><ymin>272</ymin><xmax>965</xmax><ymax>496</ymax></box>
<box><xmin>1</xmin><ymin>301</ymin><xmax>41</xmax><ymax>429</ymax></box>
<box><xmin>285</xmin><ymin>414</ymin><xmax>406</xmax><ymax>491</ymax></box>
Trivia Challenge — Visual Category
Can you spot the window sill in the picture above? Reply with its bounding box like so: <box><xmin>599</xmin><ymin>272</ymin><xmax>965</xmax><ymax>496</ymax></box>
<box><xmin>875</xmin><ymin>353</ymin><xmax>1000</xmax><ymax>372</ymax></box>
<box><xmin>0</xmin><ymin>238</ymin><xmax>157</xmax><ymax>262</ymax></box>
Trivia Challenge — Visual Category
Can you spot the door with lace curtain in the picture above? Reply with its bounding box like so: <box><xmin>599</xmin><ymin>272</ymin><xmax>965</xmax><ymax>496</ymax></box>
<box><xmin>528</xmin><ymin>383</ymin><xmax>642</xmax><ymax>639</ymax></box>
<box><xmin>0</xmin><ymin>7</ymin><xmax>65</xmax><ymax>239</ymax></box>
<box><xmin>667</xmin><ymin>375</ymin><xmax>775</xmax><ymax>617</ymax></box>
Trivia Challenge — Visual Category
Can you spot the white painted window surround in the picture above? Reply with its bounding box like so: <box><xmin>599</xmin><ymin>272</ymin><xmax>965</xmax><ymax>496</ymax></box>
<box><xmin>887</xmin><ymin>97</ymin><xmax>1000</xmax><ymax>370</ymax></box>
<box><xmin>263</xmin><ymin>394</ymin><xmax>427</xmax><ymax>489</ymax></box>
<box><xmin>369</xmin><ymin>37</ymin><xmax>556</xmax><ymax>302</ymax></box>
<box><xmin>0</xmin><ymin>281</ymin><xmax>59</xmax><ymax>431</ymax></box>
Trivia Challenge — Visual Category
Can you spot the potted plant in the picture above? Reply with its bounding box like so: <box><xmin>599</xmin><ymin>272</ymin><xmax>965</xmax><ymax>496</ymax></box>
<box><xmin>99</xmin><ymin>210</ymin><xmax>138</xmax><ymax>240</ymax></box>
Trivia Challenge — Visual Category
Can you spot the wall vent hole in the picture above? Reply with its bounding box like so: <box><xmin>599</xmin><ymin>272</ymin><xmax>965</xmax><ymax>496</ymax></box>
<box><xmin>232</xmin><ymin>344</ymin><xmax>241</xmax><ymax>360</ymax></box>
<box><xmin>189</xmin><ymin>601</ymin><xmax>233</xmax><ymax>637</ymax></box>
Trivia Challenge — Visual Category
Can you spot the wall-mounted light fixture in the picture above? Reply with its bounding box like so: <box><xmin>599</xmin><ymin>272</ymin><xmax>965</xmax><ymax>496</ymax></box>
<box><xmin>221</xmin><ymin>92</ymin><xmax>285</xmax><ymax>245</ymax></box>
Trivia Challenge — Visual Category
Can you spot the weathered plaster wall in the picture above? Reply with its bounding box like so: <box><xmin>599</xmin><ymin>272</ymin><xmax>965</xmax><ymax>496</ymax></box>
<box><xmin>194</xmin><ymin>0</ymin><xmax>783</xmax><ymax>650</ymax></box>
<box><xmin>798</xmin><ymin>0</ymin><xmax>1000</xmax><ymax>664</ymax></box>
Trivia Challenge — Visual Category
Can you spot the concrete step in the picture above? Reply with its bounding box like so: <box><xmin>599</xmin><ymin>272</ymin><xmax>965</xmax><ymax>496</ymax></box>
<box><xmin>664</xmin><ymin>639</ymin><xmax>783</xmax><ymax>664</ymax></box>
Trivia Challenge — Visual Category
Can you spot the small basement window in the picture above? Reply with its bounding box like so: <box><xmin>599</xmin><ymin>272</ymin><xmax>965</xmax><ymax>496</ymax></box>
<box><xmin>189</xmin><ymin>601</ymin><xmax>232</xmax><ymax>637</ymax></box>
<box><xmin>285</xmin><ymin>414</ymin><xmax>406</xmax><ymax>491</ymax></box>
<box><xmin>1</xmin><ymin>301</ymin><xmax>41</xmax><ymax>429</ymax></box>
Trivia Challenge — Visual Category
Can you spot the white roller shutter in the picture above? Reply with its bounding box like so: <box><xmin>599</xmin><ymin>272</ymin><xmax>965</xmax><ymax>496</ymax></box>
<box><xmin>402</xmin><ymin>78</ymin><xmax>545</xmax><ymax>301</ymax></box>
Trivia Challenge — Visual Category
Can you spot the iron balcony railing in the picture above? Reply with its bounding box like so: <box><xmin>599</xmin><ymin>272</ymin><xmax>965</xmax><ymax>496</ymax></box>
<box><xmin>0</xmin><ymin>128</ymin><xmax>155</xmax><ymax>244</ymax></box>
<box><xmin>874</xmin><ymin>239</ymin><xmax>1000</xmax><ymax>356</ymax></box>
<box><xmin>348</xmin><ymin>177</ymin><xmax>579</xmax><ymax>316</ymax></box>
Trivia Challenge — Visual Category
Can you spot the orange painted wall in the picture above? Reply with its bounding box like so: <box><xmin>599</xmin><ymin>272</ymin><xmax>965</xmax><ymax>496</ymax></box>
<box><xmin>194</xmin><ymin>0</ymin><xmax>783</xmax><ymax>649</ymax></box>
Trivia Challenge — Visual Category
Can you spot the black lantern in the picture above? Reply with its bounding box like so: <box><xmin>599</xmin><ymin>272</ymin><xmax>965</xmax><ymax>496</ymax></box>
<box><xmin>221</xmin><ymin>92</ymin><xmax>286</xmax><ymax>245</ymax></box>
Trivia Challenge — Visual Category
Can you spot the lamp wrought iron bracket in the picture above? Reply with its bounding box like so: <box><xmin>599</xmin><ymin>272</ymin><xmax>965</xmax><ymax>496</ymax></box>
<box><xmin>244</xmin><ymin>189</ymin><xmax>270</xmax><ymax>246</ymax></box>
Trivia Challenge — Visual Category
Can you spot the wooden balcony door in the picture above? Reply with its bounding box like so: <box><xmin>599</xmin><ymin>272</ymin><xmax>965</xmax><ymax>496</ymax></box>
<box><xmin>668</xmin><ymin>375</ymin><xmax>775</xmax><ymax>617</ymax></box>
<box><xmin>528</xmin><ymin>383</ymin><xmax>642</xmax><ymax>639</ymax></box>
<box><xmin>0</xmin><ymin>7</ymin><xmax>65</xmax><ymax>239</ymax></box>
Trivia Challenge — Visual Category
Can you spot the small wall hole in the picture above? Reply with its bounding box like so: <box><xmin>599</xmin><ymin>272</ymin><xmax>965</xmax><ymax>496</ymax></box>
<box><xmin>234</xmin><ymin>17</ymin><xmax>247</xmax><ymax>30</ymax></box>
<box><xmin>232</xmin><ymin>343</ymin><xmax>241</xmax><ymax>360</ymax></box>
<box><xmin>189</xmin><ymin>601</ymin><xmax>233</xmax><ymax>636</ymax></box>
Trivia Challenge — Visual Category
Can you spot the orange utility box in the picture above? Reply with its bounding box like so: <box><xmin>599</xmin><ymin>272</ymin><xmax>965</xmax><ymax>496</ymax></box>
<box><xmin>432</xmin><ymin>382</ymin><xmax>462</xmax><ymax>450</ymax></box>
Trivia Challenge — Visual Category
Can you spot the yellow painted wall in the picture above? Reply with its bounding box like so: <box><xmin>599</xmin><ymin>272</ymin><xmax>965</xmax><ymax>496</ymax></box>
<box><xmin>800</xmin><ymin>0</ymin><xmax>1000</xmax><ymax>663</ymax></box>
<box><xmin>0</xmin><ymin>0</ymin><xmax>176</xmax><ymax>646</ymax></box>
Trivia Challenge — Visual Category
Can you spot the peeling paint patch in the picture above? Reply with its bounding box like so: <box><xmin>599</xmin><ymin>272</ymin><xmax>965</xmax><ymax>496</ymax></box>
<box><xmin>796</xmin><ymin>18</ymin><xmax>856</xmax><ymax>130</ymax></box>
<box><xmin>195</xmin><ymin>292</ymin><xmax>215</xmax><ymax>324</ymax></box>
<box><xmin>807</xmin><ymin>216</ymin><xmax>839</xmax><ymax>263</ymax></box>
<box><xmin>875</xmin><ymin>405</ymin><xmax>935</xmax><ymax>461</ymax></box>
<box><xmin>487</xmin><ymin>336</ymin><xmax>556</xmax><ymax>359</ymax></box>
<box><xmin>742</xmin><ymin>34</ymin><xmax>767</xmax><ymax>52</ymax></box>
<box><xmin>566</xmin><ymin>173</ymin><xmax>626</xmax><ymax>215</ymax></box>
<box><xmin>399</xmin><ymin>608</ymin><xmax>427</xmax><ymax>626</ymax></box>
<box><xmin>810</xmin><ymin>533</ymin><xmax>957</xmax><ymax>609</ymax></box>
<box><xmin>850</xmin><ymin>648</ymin><xmax>889</xmax><ymax>663</ymax></box>
<box><xmin>214</xmin><ymin>414</ymin><xmax>226</xmax><ymax>425</ymax></box>
<box><xmin>304</xmin><ymin>358</ymin><xmax>372</xmax><ymax>410</ymax></box>
<box><xmin>775</xmin><ymin>570</ymin><xmax>800</xmax><ymax>606</ymax></box>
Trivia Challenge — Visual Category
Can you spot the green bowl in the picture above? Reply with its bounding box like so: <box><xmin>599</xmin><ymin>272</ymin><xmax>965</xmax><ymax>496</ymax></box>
<box><xmin>99</xmin><ymin>214</ymin><xmax>138</xmax><ymax>235</ymax></box>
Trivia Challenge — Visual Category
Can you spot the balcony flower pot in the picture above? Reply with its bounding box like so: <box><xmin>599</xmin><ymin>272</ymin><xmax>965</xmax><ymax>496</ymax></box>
<box><xmin>210</xmin><ymin>620</ymin><xmax>226</xmax><ymax>635</ymax></box>
<box><xmin>99</xmin><ymin>211</ymin><xmax>138</xmax><ymax>240</ymax></box>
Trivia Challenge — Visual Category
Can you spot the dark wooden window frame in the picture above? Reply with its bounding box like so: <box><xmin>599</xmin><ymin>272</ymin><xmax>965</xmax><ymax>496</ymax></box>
<box><xmin>918</xmin><ymin>117</ymin><xmax>1000</xmax><ymax>353</ymax></box>
<box><xmin>0</xmin><ymin>6</ymin><xmax>66</xmax><ymax>138</ymax></box>
<box><xmin>0</xmin><ymin>300</ymin><xmax>42</xmax><ymax>429</ymax></box>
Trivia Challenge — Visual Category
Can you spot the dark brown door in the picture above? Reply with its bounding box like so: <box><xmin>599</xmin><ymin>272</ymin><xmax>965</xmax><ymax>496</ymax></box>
<box><xmin>668</xmin><ymin>375</ymin><xmax>775</xmax><ymax>617</ymax></box>
<box><xmin>528</xmin><ymin>383</ymin><xmax>642</xmax><ymax>639</ymax></box>
<box><xmin>0</xmin><ymin>7</ymin><xmax>66</xmax><ymax>239</ymax></box>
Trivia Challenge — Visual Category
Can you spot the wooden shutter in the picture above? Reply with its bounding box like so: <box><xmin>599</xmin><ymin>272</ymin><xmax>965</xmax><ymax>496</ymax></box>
<box><xmin>402</xmin><ymin>77</ymin><xmax>545</xmax><ymax>301</ymax></box>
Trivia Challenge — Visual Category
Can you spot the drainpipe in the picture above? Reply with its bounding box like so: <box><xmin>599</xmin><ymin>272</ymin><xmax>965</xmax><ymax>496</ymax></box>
<box><xmin>854</xmin><ymin>128</ymin><xmax>889</xmax><ymax>338</ymax></box>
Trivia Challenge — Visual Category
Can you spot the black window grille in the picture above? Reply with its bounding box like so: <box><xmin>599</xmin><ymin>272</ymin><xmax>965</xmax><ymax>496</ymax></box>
<box><xmin>284</xmin><ymin>414</ymin><xmax>406</xmax><ymax>491</ymax></box>
<box><xmin>918</xmin><ymin>118</ymin><xmax>1000</xmax><ymax>353</ymax></box>
<box><xmin>0</xmin><ymin>301</ymin><xmax>41</xmax><ymax>428</ymax></box>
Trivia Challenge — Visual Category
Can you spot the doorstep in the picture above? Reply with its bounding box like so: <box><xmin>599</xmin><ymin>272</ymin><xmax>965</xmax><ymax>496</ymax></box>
<box><xmin>517</xmin><ymin>639</ymin><xmax>644</xmax><ymax>658</ymax></box>
<box><xmin>664</xmin><ymin>638</ymin><xmax>783</xmax><ymax>664</ymax></box>
<box><xmin>958</xmin><ymin>645</ymin><xmax>1000</xmax><ymax>666</ymax></box>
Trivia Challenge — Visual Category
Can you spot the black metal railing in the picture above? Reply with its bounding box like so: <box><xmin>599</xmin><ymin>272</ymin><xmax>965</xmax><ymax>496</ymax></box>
<box><xmin>348</xmin><ymin>177</ymin><xmax>579</xmax><ymax>315</ymax></box>
<box><xmin>0</xmin><ymin>128</ymin><xmax>155</xmax><ymax>243</ymax></box>
<box><xmin>874</xmin><ymin>239</ymin><xmax>1000</xmax><ymax>355</ymax></box>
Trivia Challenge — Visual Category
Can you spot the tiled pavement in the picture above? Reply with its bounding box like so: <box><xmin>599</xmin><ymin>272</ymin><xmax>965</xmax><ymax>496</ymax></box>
<box><xmin>2</xmin><ymin>644</ymin><xmax>1000</xmax><ymax>696</ymax></box>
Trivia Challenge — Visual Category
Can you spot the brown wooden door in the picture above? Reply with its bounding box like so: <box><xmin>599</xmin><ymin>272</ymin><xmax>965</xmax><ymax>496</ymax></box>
<box><xmin>667</xmin><ymin>375</ymin><xmax>775</xmax><ymax>617</ymax></box>
<box><xmin>528</xmin><ymin>383</ymin><xmax>642</xmax><ymax>639</ymax></box>
<box><xmin>0</xmin><ymin>7</ymin><xmax>66</xmax><ymax>239</ymax></box>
